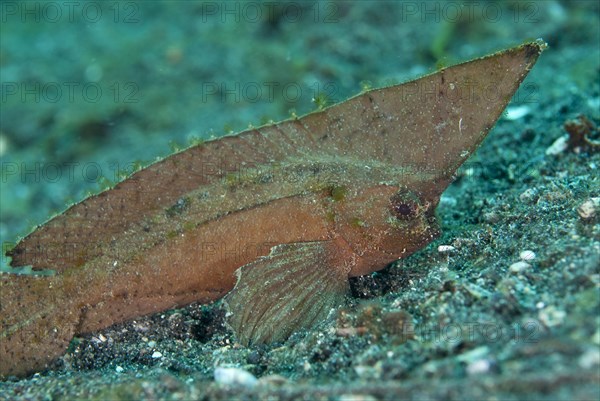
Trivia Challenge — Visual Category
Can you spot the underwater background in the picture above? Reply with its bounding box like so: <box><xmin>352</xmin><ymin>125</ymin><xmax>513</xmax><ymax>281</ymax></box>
<box><xmin>0</xmin><ymin>1</ymin><xmax>599</xmax><ymax>400</ymax></box>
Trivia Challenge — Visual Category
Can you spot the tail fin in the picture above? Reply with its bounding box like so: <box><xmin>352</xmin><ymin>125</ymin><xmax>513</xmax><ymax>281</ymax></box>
<box><xmin>0</xmin><ymin>273</ymin><xmax>80</xmax><ymax>379</ymax></box>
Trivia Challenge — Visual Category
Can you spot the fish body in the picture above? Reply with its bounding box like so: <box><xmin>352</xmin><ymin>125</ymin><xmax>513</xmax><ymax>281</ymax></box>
<box><xmin>1</xmin><ymin>41</ymin><xmax>545</xmax><ymax>378</ymax></box>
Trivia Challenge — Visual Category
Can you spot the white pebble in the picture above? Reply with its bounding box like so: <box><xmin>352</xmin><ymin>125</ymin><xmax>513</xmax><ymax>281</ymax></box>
<box><xmin>545</xmin><ymin>135</ymin><xmax>569</xmax><ymax>155</ymax></box>
<box><xmin>505</xmin><ymin>105</ymin><xmax>530</xmax><ymax>120</ymax></box>
<box><xmin>519</xmin><ymin>188</ymin><xmax>538</xmax><ymax>203</ymax></box>
<box><xmin>578</xmin><ymin>348</ymin><xmax>600</xmax><ymax>369</ymax></box>
<box><xmin>438</xmin><ymin>245</ymin><xmax>456</xmax><ymax>253</ymax></box>
<box><xmin>466</xmin><ymin>359</ymin><xmax>492</xmax><ymax>375</ymax></box>
<box><xmin>519</xmin><ymin>250</ymin><xmax>536</xmax><ymax>261</ymax></box>
<box><xmin>577</xmin><ymin>198</ymin><xmax>600</xmax><ymax>220</ymax></box>
<box><xmin>258</xmin><ymin>374</ymin><xmax>288</xmax><ymax>386</ymax></box>
<box><xmin>214</xmin><ymin>367</ymin><xmax>258</xmax><ymax>388</ymax></box>
<box><xmin>339</xmin><ymin>394</ymin><xmax>378</xmax><ymax>401</ymax></box>
<box><xmin>151</xmin><ymin>351</ymin><xmax>163</xmax><ymax>359</ymax></box>
<box><xmin>509</xmin><ymin>261</ymin><xmax>531</xmax><ymax>273</ymax></box>
<box><xmin>538</xmin><ymin>306</ymin><xmax>566</xmax><ymax>327</ymax></box>
<box><xmin>115</xmin><ymin>366</ymin><xmax>124</xmax><ymax>373</ymax></box>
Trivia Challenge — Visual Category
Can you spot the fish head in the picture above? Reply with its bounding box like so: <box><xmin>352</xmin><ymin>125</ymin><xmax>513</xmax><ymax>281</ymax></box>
<box><xmin>334</xmin><ymin>183</ymin><xmax>441</xmax><ymax>277</ymax></box>
<box><xmin>320</xmin><ymin>41</ymin><xmax>546</xmax><ymax>277</ymax></box>
<box><xmin>332</xmin><ymin>40</ymin><xmax>547</xmax><ymax>277</ymax></box>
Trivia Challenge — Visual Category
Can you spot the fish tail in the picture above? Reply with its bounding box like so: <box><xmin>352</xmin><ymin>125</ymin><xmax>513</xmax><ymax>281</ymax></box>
<box><xmin>0</xmin><ymin>273</ymin><xmax>81</xmax><ymax>379</ymax></box>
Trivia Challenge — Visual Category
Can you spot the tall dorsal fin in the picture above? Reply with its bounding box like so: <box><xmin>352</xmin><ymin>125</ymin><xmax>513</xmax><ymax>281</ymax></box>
<box><xmin>7</xmin><ymin>41</ymin><xmax>545</xmax><ymax>272</ymax></box>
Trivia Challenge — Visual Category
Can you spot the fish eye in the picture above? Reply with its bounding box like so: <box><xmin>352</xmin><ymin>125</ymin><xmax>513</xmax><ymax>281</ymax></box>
<box><xmin>389</xmin><ymin>190</ymin><xmax>422</xmax><ymax>220</ymax></box>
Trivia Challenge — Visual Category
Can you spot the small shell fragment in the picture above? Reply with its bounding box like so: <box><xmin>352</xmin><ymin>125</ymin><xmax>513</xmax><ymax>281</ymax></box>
<box><xmin>546</xmin><ymin>135</ymin><xmax>569</xmax><ymax>155</ymax></box>
<box><xmin>519</xmin><ymin>188</ymin><xmax>539</xmax><ymax>203</ymax></box>
<box><xmin>466</xmin><ymin>358</ymin><xmax>493</xmax><ymax>375</ymax></box>
<box><xmin>438</xmin><ymin>245</ymin><xmax>456</xmax><ymax>253</ymax></box>
<box><xmin>577</xmin><ymin>198</ymin><xmax>600</xmax><ymax>220</ymax></box>
<box><xmin>258</xmin><ymin>374</ymin><xmax>288</xmax><ymax>386</ymax></box>
<box><xmin>538</xmin><ymin>306</ymin><xmax>566</xmax><ymax>327</ymax></box>
<box><xmin>214</xmin><ymin>367</ymin><xmax>258</xmax><ymax>388</ymax></box>
<box><xmin>505</xmin><ymin>105</ymin><xmax>530</xmax><ymax>120</ymax></box>
<box><xmin>519</xmin><ymin>250</ymin><xmax>536</xmax><ymax>261</ymax></box>
<box><xmin>509</xmin><ymin>261</ymin><xmax>531</xmax><ymax>273</ymax></box>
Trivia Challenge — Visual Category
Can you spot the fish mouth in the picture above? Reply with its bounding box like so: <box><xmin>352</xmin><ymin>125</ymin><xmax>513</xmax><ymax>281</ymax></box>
<box><xmin>425</xmin><ymin>213</ymin><xmax>442</xmax><ymax>240</ymax></box>
<box><xmin>417</xmin><ymin>195</ymin><xmax>442</xmax><ymax>241</ymax></box>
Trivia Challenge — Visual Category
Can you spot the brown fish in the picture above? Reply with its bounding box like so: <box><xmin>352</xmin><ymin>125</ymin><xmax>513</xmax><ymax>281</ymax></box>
<box><xmin>0</xmin><ymin>40</ymin><xmax>546</xmax><ymax>378</ymax></box>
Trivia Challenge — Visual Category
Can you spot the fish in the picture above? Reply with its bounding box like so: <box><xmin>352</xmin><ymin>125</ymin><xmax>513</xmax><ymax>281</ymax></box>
<box><xmin>0</xmin><ymin>40</ymin><xmax>546</xmax><ymax>378</ymax></box>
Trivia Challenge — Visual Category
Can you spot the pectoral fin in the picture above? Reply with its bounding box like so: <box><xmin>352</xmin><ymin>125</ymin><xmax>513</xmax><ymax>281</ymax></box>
<box><xmin>225</xmin><ymin>241</ymin><xmax>349</xmax><ymax>345</ymax></box>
